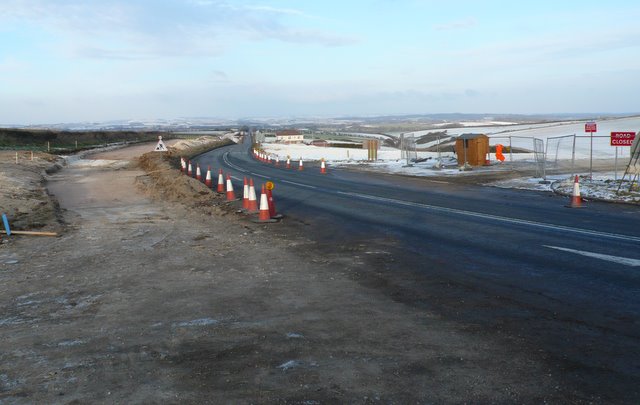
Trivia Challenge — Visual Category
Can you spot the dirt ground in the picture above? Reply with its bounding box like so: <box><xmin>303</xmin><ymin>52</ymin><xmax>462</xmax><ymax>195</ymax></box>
<box><xmin>0</xmin><ymin>144</ymin><xmax>575</xmax><ymax>403</ymax></box>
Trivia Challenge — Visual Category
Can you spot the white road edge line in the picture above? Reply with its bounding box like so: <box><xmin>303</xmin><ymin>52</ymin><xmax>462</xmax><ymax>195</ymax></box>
<box><xmin>222</xmin><ymin>153</ymin><xmax>248</xmax><ymax>173</ymax></box>
<box><xmin>544</xmin><ymin>245</ymin><xmax>640</xmax><ymax>267</ymax></box>
<box><xmin>336</xmin><ymin>191</ymin><xmax>640</xmax><ymax>243</ymax></box>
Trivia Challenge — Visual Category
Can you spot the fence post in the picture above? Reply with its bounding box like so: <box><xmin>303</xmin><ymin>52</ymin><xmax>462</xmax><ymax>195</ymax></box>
<box><xmin>615</xmin><ymin>147</ymin><xmax>618</xmax><ymax>181</ymax></box>
<box><xmin>571</xmin><ymin>134</ymin><xmax>576</xmax><ymax>177</ymax></box>
<box><xmin>509</xmin><ymin>136</ymin><xmax>513</xmax><ymax>162</ymax></box>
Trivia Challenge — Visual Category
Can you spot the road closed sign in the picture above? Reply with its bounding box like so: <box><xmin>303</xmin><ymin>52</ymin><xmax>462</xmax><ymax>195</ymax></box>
<box><xmin>610</xmin><ymin>131</ymin><xmax>636</xmax><ymax>146</ymax></box>
<box><xmin>585</xmin><ymin>122</ymin><xmax>597</xmax><ymax>133</ymax></box>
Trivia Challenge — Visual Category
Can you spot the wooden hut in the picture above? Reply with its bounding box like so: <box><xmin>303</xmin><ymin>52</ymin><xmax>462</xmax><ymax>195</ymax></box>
<box><xmin>455</xmin><ymin>133</ymin><xmax>489</xmax><ymax>166</ymax></box>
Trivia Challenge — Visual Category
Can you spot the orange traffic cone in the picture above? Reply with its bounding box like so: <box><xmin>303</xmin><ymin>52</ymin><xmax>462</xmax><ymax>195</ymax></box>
<box><xmin>286</xmin><ymin>157</ymin><xmax>291</xmax><ymax>169</ymax></box>
<box><xmin>217</xmin><ymin>169</ymin><xmax>224</xmax><ymax>193</ymax></box>
<box><xmin>320</xmin><ymin>158</ymin><xmax>327</xmax><ymax>174</ymax></box>
<box><xmin>195</xmin><ymin>164</ymin><xmax>202</xmax><ymax>181</ymax></box>
<box><xmin>266</xmin><ymin>188</ymin><xmax>283</xmax><ymax>219</ymax></box>
<box><xmin>248</xmin><ymin>178</ymin><xmax>258</xmax><ymax>213</ymax></box>
<box><xmin>275</xmin><ymin>156</ymin><xmax>280</xmax><ymax>167</ymax></box>
<box><xmin>226</xmin><ymin>174</ymin><xmax>236</xmax><ymax>201</ymax></box>
<box><xmin>566</xmin><ymin>175</ymin><xmax>583</xmax><ymax>208</ymax></box>
<box><xmin>256</xmin><ymin>185</ymin><xmax>273</xmax><ymax>222</ymax></box>
<box><xmin>205</xmin><ymin>166</ymin><xmax>212</xmax><ymax>188</ymax></box>
<box><xmin>242</xmin><ymin>177</ymin><xmax>249</xmax><ymax>210</ymax></box>
<box><xmin>180</xmin><ymin>157</ymin><xmax>186</xmax><ymax>173</ymax></box>
<box><xmin>298</xmin><ymin>158</ymin><xmax>304</xmax><ymax>171</ymax></box>
<box><xmin>187</xmin><ymin>161</ymin><xmax>193</xmax><ymax>177</ymax></box>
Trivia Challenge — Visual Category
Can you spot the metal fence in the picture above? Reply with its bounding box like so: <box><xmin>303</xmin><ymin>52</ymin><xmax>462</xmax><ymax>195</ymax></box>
<box><xmin>485</xmin><ymin>136</ymin><xmax>546</xmax><ymax>177</ymax></box>
<box><xmin>399</xmin><ymin>133</ymin><xmax>417</xmax><ymax>165</ymax></box>
<box><xmin>545</xmin><ymin>134</ymin><xmax>631</xmax><ymax>179</ymax></box>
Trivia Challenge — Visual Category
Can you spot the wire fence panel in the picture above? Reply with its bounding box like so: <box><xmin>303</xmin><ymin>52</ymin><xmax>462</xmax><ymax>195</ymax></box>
<box><xmin>400</xmin><ymin>133</ymin><xmax>417</xmax><ymax>164</ymax></box>
<box><xmin>545</xmin><ymin>134</ymin><xmax>631</xmax><ymax>177</ymax></box>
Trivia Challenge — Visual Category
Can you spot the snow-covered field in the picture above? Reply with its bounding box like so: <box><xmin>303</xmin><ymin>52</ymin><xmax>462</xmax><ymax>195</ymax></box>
<box><xmin>260</xmin><ymin>116</ymin><xmax>640</xmax><ymax>203</ymax></box>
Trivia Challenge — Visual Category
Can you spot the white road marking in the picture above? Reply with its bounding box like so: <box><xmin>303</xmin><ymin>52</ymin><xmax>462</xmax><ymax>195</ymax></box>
<box><xmin>425</xmin><ymin>179</ymin><xmax>450</xmax><ymax>184</ymax></box>
<box><xmin>544</xmin><ymin>245</ymin><xmax>640</xmax><ymax>267</ymax></box>
<box><xmin>336</xmin><ymin>191</ymin><xmax>640</xmax><ymax>243</ymax></box>
<box><xmin>222</xmin><ymin>153</ymin><xmax>248</xmax><ymax>173</ymax></box>
<box><xmin>282</xmin><ymin>180</ymin><xmax>317</xmax><ymax>189</ymax></box>
<box><xmin>230</xmin><ymin>176</ymin><xmax>243</xmax><ymax>181</ymax></box>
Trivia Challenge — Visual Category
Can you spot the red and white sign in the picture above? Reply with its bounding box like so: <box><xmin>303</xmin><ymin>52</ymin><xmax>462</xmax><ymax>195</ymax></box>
<box><xmin>610</xmin><ymin>131</ymin><xmax>636</xmax><ymax>146</ymax></box>
<box><xmin>585</xmin><ymin>122</ymin><xmax>597</xmax><ymax>133</ymax></box>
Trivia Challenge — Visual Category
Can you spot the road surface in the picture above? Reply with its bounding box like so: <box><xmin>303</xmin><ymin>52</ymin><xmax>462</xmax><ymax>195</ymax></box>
<box><xmin>194</xmin><ymin>135</ymin><xmax>640</xmax><ymax>403</ymax></box>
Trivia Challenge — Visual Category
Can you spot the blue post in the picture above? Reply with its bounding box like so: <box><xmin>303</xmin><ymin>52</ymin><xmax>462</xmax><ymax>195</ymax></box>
<box><xmin>2</xmin><ymin>213</ymin><xmax>10</xmax><ymax>236</ymax></box>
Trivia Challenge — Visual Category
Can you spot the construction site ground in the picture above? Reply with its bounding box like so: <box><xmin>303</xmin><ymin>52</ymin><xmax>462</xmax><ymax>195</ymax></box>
<box><xmin>0</xmin><ymin>144</ymin><xmax>591</xmax><ymax>403</ymax></box>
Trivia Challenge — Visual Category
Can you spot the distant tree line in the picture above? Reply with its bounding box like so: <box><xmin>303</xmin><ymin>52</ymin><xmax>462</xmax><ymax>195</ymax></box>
<box><xmin>0</xmin><ymin>128</ymin><xmax>167</xmax><ymax>151</ymax></box>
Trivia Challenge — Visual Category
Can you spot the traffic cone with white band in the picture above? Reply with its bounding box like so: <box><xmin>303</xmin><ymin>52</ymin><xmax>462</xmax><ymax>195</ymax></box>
<box><xmin>217</xmin><ymin>169</ymin><xmax>225</xmax><ymax>193</ymax></box>
<box><xmin>258</xmin><ymin>185</ymin><xmax>271</xmax><ymax>222</ymax></box>
<box><xmin>242</xmin><ymin>177</ymin><xmax>249</xmax><ymax>210</ymax></box>
<box><xmin>566</xmin><ymin>175</ymin><xmax>583</xmax><ymax>208</ymax></box>
<box><xmin>205</xmin><ymin>166</ymin><xmax>213</xmax><ymax>188</ymax></box>
<box><xmin>248</xmin><ymin>178</ymin><xmax>258</xmax><ymax>213</ymax></box>
<box><xmin>226</xmin><ymin>174</ymin><xmax>236</xmax><ymax>201</ymax></box>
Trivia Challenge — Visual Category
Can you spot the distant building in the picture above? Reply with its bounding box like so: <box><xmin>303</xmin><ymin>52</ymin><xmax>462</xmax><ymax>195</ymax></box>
<box><xmin>310</xmin><ymin>139</ymin><xmax>329</xmax><ymax>147</ymax></box>
<box><xmin>276</xmin><ymin>130</ymin><xmax>304</xmax><ymax>144</ymax></box>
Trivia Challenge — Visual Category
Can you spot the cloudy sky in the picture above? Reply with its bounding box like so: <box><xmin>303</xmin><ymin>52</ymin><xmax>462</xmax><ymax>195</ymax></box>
<box><xmin>1</xmin><ymin>0</ymin><xmax>639</xmax><ymax>124</ymax></box>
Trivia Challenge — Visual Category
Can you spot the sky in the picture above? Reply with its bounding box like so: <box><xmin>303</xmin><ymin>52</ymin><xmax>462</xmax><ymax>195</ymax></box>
<box><xmin>1</xmin><ymin>0</ymin><xmax>640</xmax><ymax>124</ymax></box>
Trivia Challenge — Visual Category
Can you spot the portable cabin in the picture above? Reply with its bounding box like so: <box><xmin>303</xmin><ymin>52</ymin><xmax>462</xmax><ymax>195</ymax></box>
<box><xmin>455</xmin><ymin>133</ymin><xmax>490</xmax><ymax>166</ymax></box>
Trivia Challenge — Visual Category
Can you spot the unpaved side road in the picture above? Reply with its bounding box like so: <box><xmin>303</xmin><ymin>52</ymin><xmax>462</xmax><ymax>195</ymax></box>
<box><xmin>1</xmin><ymin>144</ymin><xmax>567</xmax><ymax>403</ymax></box>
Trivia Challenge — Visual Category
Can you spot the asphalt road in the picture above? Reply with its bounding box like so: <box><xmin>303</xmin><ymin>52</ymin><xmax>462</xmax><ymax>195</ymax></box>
<box><xmin>195</xmin><ymin>136</ymin><xmax>640</xmax><ymax>403</ymax></box>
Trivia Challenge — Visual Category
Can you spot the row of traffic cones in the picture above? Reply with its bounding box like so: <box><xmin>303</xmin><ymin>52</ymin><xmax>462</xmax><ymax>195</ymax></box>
<box><xmin>251</xmin><ymin>149</ymin><xmax>327</xmax><ymax>174</ymax></box>
<box><xmin>180</xmin><ymin>157</ymin><xmax>281</xmax><ymax>222</ymax></box>
<box><xmin>181</xmin><ymin>158</ymin><xmax>224</xmax><ymax>192</ymax></box>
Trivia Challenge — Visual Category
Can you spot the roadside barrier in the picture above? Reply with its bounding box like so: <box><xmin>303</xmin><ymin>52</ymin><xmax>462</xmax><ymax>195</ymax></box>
<box><xmin>205</xmin><ymin>166</ymin><xmax>213</xmax><ymax>188</ymax></box>
<box><xmin>217</xmin><ymin>169</ymin><xmax>225</xmax><ymax>193</ymax></box>
<box><xmin>566</xmin><ymin>175</ymin><xmax>583</xmax><ymax>208</ymax></box>
<box><xmin>226</xmin><ymin>174</ymin><xmax>236</xmax><ymax>201</ymax></box>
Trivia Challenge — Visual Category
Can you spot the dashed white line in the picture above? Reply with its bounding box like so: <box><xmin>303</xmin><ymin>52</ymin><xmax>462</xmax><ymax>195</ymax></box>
<box><xmin>281</xmin><ymin>180</ymin><xmax>317</xmax><ymax>189</ymax></box>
